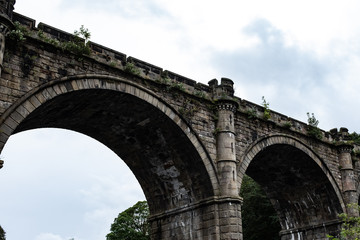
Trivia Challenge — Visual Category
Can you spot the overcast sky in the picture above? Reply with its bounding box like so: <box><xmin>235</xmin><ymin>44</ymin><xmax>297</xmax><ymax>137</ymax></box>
<box><xmin>1</xmin><ymin>0</ymin><xmax>360</xmax><ymax>239</ymax></box>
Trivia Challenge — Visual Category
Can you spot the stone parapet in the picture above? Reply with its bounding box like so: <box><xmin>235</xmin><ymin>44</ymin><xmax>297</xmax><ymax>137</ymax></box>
<box><xmin>11</xmin><ymin>12</ymin><xmax>212</xmax><ymax>93</ymax></box>
<box><xmin>8</xmin><ymin>12</ymin><xmax>352</xmax><ymax>146</ymax></box>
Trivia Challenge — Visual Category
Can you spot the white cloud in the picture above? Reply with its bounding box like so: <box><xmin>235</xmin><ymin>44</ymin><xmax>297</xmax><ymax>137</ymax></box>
<box><xmin>0</xmin><ymin>129</ymin><xmax>144</xmax><ymax>240</ymax></box>
<box><xmin>80</xmin><ymin>175</ymin><xmax>145</xmax><ymax>207</ymax></box>
<box><xmin>35</xmin><ymin>233</ymin><xmax>83</xmax><ymax>240</ymax></box>
<box><xmin>35</xmin><ymin>233</ymin><xmax>65</xmax><ymax>240</ymax></box>
<box><xmin>208</xmin><ymin>16</ymin><xmax>360</xmax><ymax>132</ymax></box>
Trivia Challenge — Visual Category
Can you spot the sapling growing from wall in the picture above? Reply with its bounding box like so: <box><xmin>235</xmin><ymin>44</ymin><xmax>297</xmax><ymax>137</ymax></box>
<box><xmin>124</xmin><ymin>62</ymin><xmax>141</xmax><ymax>75</ymax></box>
<box><xmin>62</xmin><ymin>25</ymin><xmax>91</xmax><ymax>56</ymax></box>
<box><xmin>74</xmin><ymin>25</ymin><xmax>91</xmax><ymax>44</ymax></box>
<box><xmin>307</xmin><ymin>112</ymin><xmax>322</xmax><ymax>140</ymax></box>
<box><xmin>37</xmin><ymin>25</ymin><xmax>91</xmax><ymax>56</ymax></box>
<box><xmin>7</xmin><ymin>21</ymin><xmax>28</xmax><ymax>43</ymax></box>
<box><xmin>262</xmin><ymin>96</ymin><xmax>271</xmax><ymax>120</ymax></box>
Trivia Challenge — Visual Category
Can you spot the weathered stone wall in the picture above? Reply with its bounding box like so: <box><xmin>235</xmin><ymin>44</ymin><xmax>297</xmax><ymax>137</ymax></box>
<box><xmin>149</xmin><ymin>198</ymin><xmax>242</xmax><ymax>240</ymax></box>
<box><xmin>234</xmin><ymin>109</ymin><xmax>343</xmax><ymax>188</ymax></box>
<box><xmin>280</xmin><ymin>220</ymin><xmax>341</xmax><ymax>240</ymax></box>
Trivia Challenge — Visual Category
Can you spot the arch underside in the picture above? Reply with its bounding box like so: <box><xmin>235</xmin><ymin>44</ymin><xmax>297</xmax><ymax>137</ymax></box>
<box><xmin>12</xmin><ymin>88</ymin><xmax>215</xmax><ymax>214</ymax></box>
<box><xmin>246</xmin><ymin>144</ymin><xmax>342</xmax><ymax>237</ymax></box>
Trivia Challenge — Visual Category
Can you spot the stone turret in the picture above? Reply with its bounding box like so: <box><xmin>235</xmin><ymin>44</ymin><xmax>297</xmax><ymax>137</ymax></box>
<box><xmin>210</xmin><ymin>78</ymin><xmax>239</xmax><ymax>196</ymax></box>
<box><xmin>338</xmin><ymin>141</ymin><xmax>358</xmax><ymax>217</ymax></box>
<box><xmin>209</xmin><ymin>77</ymin><xmax>235</xmax><ymax>99</ymax></box>
<box><xmin>0</xmin><ymin>0</ymin><xmax>15</xmax><ymax>21</ymax></box>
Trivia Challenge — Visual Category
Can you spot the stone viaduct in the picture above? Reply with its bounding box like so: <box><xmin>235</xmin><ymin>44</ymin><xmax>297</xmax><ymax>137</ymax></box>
<box><xmin>0</xmin><ymin>1</ymin><xmax>359</xmax><ymax>239</ymax></box>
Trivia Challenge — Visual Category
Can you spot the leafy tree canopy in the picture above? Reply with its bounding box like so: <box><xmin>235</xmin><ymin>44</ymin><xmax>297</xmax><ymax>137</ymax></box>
<box><xmin>106</xmin><ymin>201</ymin><xmax>150</xmax><ymax>240</ymax></box>
<box><xmin>0</xmin><ymin>225</ymin><xmax>5</xmax><ymax>240</ymax></box>
<box><xmin>328</xmin><ymin>204</ymin><xmax>360</xmax><ymax>240</ymax></box>
<box><xmin>240</xmin><ymin>175</ymin><xmax>281</xmax><ymax>240</ymax></box>
<box><xmin>349</xmin><ymin>132</ymin><xmax>360</xmax><ymax>145</ymax></box>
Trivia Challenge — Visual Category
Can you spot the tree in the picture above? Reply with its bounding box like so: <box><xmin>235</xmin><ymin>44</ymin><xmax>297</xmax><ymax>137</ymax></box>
<box><xmin>106</xmin><ymin>201</ymin><xmax>150</xmax><ymax>240</ymax></box>
<box><xmin>107</xmin><ymin>177</ymin><xmax>281</xmax><ymax>240</ymax></box>
<box><xmin>0</xmin><ymin>225</ymin><xmax>5</xmax><ymax>240</ymax></box>
<box><xmin>240</xmin><ymin>175</ymin><xmax>281</xmax><ymax>240</ymax></box>
<box><xmin>349</xmin><ymin>132</ymin><xmax>360</xmax><ymax>145</ymax></box>
<box><xmin>328</xmin><ymin>204</ymin><xmax>360</xmax><ymax>240</ymax></box>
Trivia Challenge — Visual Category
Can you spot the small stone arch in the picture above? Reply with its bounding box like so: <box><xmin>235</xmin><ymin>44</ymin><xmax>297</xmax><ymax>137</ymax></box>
<box><xmin>0</xmin><ymin>74</ymin><xmax>219</xmax><ymax>213</ymax></box>
<box><xmin>238</xmin><ymin>134</ymin><xmax>345</xmax><ymax>239</ymax></box>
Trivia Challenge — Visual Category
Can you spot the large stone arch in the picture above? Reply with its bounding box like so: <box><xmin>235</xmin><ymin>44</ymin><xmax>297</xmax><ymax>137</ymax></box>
<box><xmin>238</xmin><ymin>134</ymin><xmax>344</xmax><ymax>240</ymax></box>
<box><xmin>0</xmin><ymin>74</ymin><xmax>219</xmax><ymax>217</ymax></box>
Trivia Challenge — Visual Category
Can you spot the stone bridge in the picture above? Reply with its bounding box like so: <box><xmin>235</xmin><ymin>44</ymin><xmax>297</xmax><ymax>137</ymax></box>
<box><xmin>0</xmin><ymin>2</ymin><xmax>359</xmax><ymax>239</ymax></box>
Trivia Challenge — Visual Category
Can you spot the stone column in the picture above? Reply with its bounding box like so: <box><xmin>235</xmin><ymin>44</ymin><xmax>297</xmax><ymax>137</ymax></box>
<box><xmin>208</xmin><ymin>78</ymin><xmax>243</xmax><ymax>239</ymax></box>
<box><xmin>338</xmin><ymin>143</ymin><xmax>358</xmax><ymax>217</ymax></box>
<box><xmin>0</xmin><ymin>0</ymin><xmax>16</xmax><ymax>76</ymax></box>
<box><xmin>216</xmin><ymin>99</ymin><xmax>238</xmax><ymax>196</ymax></box>
<box><xmin>209</xmin><ymin>77</ymin><xmax>239</xmax><ymax>196</ymax></box>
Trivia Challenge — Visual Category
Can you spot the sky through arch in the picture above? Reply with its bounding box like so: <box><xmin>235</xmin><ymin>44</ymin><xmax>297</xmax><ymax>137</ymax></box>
<box><xmin>0</xmin><ymin>128</ymin><xmax>145</xmax><ymax>240</ymax></box>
